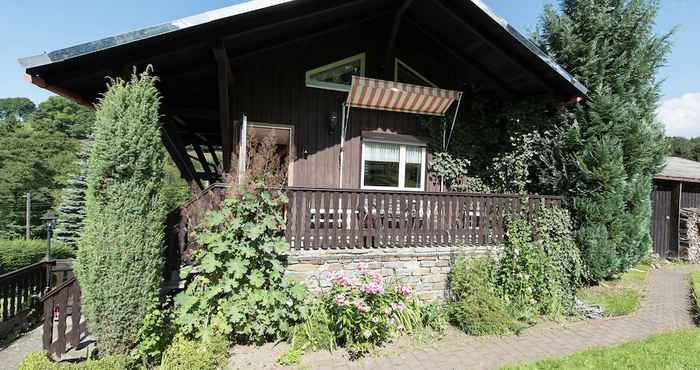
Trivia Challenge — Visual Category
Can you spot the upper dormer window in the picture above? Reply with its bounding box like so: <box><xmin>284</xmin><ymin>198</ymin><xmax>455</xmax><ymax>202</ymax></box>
<box><xmin>394</xmin><ymin>58</ymin><xmax>436</xmax><ymax>87</ymax></box>
<box><xmin>305</xmin><ymin>53</ymin><xmax>365</xmax><ymax>92</ymax></box>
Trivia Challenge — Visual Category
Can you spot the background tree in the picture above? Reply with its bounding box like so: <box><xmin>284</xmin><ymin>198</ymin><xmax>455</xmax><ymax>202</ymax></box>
<box><xmin>54</xmin><ymin>142</ymin><xmax>90</xmax><ymax>246</ymax></box>
<box><xmin>76</xmin><ymin>68</ymin><xmax>167</xmax><ymax>354</ymax></box>
<box><xmin>32</xmin><ymin>96</ymin><xmax>95</xmax><ymax>140</ymax></box>
<box><xmin>0</xmin><ymin>126</ymin><xmax>79</xmax><ymax>238</ymax></box>
<box><xmin>667</xmin><ymin>136</ymin><xmax>700</xmax><ymax>161</ymax></box>
<box><xmin>0</xmin><ymin>97</ymin><xmax>35</xmax><ymax>123</ymax></box>
<box><xmin>534</xmin><ymin>0</ymin><xmax>671</xmax><ymax>280</ymax></box>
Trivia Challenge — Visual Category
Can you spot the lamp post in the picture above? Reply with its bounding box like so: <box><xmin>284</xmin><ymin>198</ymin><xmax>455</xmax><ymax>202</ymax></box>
<box><xmin>41</xmin><ymin>211</ymin><xmax>57</xmax><ymax>261</ymax></box>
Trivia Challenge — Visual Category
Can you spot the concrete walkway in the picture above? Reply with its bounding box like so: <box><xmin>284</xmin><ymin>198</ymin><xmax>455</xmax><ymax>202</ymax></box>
<box><xmin>230</xmin><ymin>265</ymin><xmax>700</xmax><ymax>370</ymax></box>
<box><xmin>0</xmin><ymin>325</ymin><xmax>43</xmax><ymax>370</ymax></box>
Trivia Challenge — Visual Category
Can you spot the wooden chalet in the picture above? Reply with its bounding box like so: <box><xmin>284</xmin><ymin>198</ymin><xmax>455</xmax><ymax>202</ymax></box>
<box><xmin>20</xmin><ymin>0</ymin><xmax>587</xmax><ymax>273</ymax></box>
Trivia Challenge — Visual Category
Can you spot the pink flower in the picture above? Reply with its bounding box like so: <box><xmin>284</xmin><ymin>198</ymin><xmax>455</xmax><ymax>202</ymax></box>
<box><xmin>358</xmin><ymin>263</ymin><xmax>368</xmax><ymax>272</ymax></box>
<box><xmin>329</xmin><ymin>271</ymin><xmax>354</xmax><ymax>288</ymax></box>
<box><xmin>383</xmin><ymin>307</ymin><xmax>393</xmax><ymax>315</ymax></box>
<box><xmin>354</xmin><ymin>299</ymin><xmax>371</xmax><ymax>313</ymax></box>
<box><xmin>360</xmin><ymin>281</ymin><xmax>384</xmax><ymax>295</ymax></box>
<box><xmin>390</xmin><ymin>302</ymin><xmax>405</xmax><ymax>312</ymax></box>
<box><xmin>335</xmin><ymin>294</ymin><xmax>347</xmax><ymax>306</ymax></box>
<box><xmin>395</xmin><ymin>285</ymin><xmax>413</xmax><ymax>297</ymax></box>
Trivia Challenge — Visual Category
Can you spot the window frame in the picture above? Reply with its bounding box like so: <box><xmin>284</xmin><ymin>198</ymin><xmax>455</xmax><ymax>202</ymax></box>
<box><xmin>394</xmin><ymin>58</ymin><xmax>437</xmax><ymax>87</ymax></box>
<box><xmin>360</xmin><ymin>139</ymin><xmax>427</xmax><ymax>191</ymax></box>
<box><xmin>305</xmin><ymin>53</ymin><xmax>366</xmax><ymax>92</ymax></box>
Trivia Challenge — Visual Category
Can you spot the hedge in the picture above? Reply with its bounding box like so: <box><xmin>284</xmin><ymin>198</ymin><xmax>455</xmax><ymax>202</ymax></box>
<box><xmin>0</xmin><ymin>239</ymin><xmax>74</xmax><ymax>275</ymax></box>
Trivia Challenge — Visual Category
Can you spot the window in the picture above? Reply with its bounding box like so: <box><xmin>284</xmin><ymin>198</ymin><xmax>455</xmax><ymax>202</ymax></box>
<box><xmin>305</xmin><ymin>53</ymin><xmax>365</xmax><ymax>92</ymax></box>
<box><xmin>361</xmin><ymin>141</ymin><xmax>426</xmax><ymax>191</ymax></box>
<box><xmin>394</xmin><ymin>58</ymin><xmax>436</xmax><ymax>87</ymax></box>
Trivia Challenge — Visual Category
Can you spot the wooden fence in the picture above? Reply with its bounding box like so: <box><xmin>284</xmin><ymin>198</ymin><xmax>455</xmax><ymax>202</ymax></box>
<box><xmin>285</xmin><ymin>188</ymin><xmax>563</xmax><ymax>249</ymax></box>
<box><xmin>41</xmin><ymin>276</ymin><xmax>86</xmax><ymax>359</ymax></box>
<box><xmin>165</xmin><ymin>184</ymin><xmax>563</xmax><ymax>267</ymax></box>
<box><xmin>0</xmin><ymin>260</ymin><xmax>54</xmax><ymax>336</ymax></box>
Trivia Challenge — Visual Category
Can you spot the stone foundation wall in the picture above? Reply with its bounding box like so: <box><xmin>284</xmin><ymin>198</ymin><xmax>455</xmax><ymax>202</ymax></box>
<box><xmin>286</xmin><ymin>245</ymin><xmax>501</xmax><ymax>301</ymax></box>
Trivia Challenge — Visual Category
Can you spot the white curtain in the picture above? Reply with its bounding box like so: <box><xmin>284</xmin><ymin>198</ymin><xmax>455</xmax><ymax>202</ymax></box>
<box><xmin>364</xmin><ymin>142</ymin><xmax>400</xmax><ymax>162</ymax></box>
<box><xmin>406</xmin><ymin>146</ymin><xmax>423</xmax><ymax>164</ymax></box>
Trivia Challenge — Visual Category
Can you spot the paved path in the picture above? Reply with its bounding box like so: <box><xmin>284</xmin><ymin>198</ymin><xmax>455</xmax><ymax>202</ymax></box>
<box><xmin>346</xmin><ymin>265</ymin><xmax>699</xmax><ymax>370</ymax></box>
<box><xmin>230</xmin><ymin>265</ymin><xmax>700</xmax><ymax>370</ymax></box>
<box><xmin>0</xmin><ymin>325</ymin><xmax>43</xmax><ymax>370</ymax></box>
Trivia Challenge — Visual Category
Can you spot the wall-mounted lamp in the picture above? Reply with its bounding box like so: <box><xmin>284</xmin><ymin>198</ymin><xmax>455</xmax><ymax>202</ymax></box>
<box><xmin>328</xmin><ymin>112</ymin><xmax>338</xmax><ymax>135</ymax></box>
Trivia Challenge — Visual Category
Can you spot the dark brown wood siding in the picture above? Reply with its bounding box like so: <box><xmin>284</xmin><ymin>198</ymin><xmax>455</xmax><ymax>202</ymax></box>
<box><xmin>651</xmin><ymin>180</ymin><xmax>673</xmax><ymax>257</ymax></box>
<box><xmin>227</xmin><ymin>18</ymin><xmax>447</xmax><ymax>191</ymax></box>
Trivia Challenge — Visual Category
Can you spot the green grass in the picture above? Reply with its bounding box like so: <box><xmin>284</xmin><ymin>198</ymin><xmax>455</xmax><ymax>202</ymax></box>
<box><xmin>503</xmin><ymin>329</ymin><xmax>700</xmax><ymax>369</ymax></box>
<box><xmin>577</xmin><ymin>262</ymin><xmax>650</xmax><ymax>317</ymax></box>
<box><xmin>690</xmin><ymin>272</ymin><xmax>700</xmax><ymax>320</ymax></box>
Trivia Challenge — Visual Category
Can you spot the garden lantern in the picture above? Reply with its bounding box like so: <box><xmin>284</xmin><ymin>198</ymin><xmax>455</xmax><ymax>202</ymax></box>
<box><xmin>41</xmin><ymin>210</ymin><xmax>57</xmax><ymax>260</ymax></box>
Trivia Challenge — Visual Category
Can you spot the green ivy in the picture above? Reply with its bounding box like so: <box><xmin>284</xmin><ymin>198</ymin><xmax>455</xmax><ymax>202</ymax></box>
<box><xmin>174</xmin><ymin>188</ymin><xmax>306</xmax><ymax>344</ymax></box>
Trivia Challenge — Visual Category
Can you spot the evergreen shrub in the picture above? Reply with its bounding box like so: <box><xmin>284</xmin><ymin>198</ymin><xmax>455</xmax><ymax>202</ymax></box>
<box><xmin>447</xmin><ymin>257</ymin><xmax>519</xmax><ymax>335</ymax></box>
<box><xmin>75</xmin><ymin>68</ymin><xmax>167</xmax><ymax>354</ymax></box>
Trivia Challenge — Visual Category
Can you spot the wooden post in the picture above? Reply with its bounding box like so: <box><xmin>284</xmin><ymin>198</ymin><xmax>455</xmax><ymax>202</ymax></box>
<box><xmin>213</xmin><ymin>45</ymin><xmax>234</xmax><ymax>173</ymax></box>
<box><xmin>670</xmin><ymin>182</ymin><xmax>683</xmax><ymax>257</ymax></box>
<box><xmin>25</xmin><ymin>192</ymin><xmax>31</xmax><ymax>240</ymax></box>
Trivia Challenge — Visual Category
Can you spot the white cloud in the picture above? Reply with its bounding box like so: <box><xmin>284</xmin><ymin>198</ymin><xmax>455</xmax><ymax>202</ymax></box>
<box><xmin>657</xmin><ymin>93</ymin><xmax>700</xmax><ymax>138</ymax></box>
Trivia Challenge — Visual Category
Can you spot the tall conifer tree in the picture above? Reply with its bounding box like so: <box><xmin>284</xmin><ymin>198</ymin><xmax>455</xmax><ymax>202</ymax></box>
<box><xmin>535</xmin><ymin>0</ymin><xmax>671</xmax><ymax>280</ymax></box>
<box><xmin>76</xmin><ymin>68</ymin><xmax>166</xmax><ymax>354</ymax></box>
<box><xmin>55</xmin><ymin>142</ymin><xmax>90</xmax><ymax>246</ymax></box>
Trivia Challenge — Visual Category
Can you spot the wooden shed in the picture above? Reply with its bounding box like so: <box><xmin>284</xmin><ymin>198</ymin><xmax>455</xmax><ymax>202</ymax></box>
<box><xmin>651</xmin><ymin>157</ymin><xmax>700</xmax><ymax>257</ymax></box>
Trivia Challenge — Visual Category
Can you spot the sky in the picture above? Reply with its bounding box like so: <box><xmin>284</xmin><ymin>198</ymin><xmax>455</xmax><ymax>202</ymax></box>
<box><xmin>1</xmin><ymin>0</ymin><xmax>698</xmax><ymax>137</ymax></box>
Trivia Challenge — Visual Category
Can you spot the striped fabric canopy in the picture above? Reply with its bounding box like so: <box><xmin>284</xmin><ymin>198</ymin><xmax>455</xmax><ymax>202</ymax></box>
<box><xmin>346</xmin><ymin>76</ymin><xmax>462</xmax><ymax>116</ymax></box>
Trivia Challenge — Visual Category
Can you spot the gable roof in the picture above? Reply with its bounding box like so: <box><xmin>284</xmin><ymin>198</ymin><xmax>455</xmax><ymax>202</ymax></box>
<box><xmin>18</xmin><ymin>0</ymin><xmax>587</xmax><ymax>101</ymax></box>
<box><xmin>656</xmin><ymin>157</ymin><xmax>700</xmax><ymax>184</ymax></box>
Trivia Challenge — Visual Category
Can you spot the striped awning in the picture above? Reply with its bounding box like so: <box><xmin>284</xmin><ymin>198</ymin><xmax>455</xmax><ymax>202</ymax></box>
<box><xmin>346</xmin><ymin>76</ymin><xmax>462</xmax><ymax>116</ymax></box>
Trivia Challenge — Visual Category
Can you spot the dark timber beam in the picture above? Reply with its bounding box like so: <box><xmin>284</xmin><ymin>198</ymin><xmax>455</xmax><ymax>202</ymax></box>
<box><xmin>384</xmin><ymin>0</ymin><xmax>415</xmax><ymax>80</ymax></box>
<box><xmin>404</xmin><ymin>18</ymin><xmax>516</xmax><ymax>97</ymax></box>
<box><xmin>213</xmin><ymin>45</ymin><xmax>234</xmax><ymax>173</ymax></box>
<box><xmin>173</xmin><ymin>115</ymin><xmax>217</xmax><ymax>180</ymax></box>
<box><xmin>195</xmin><ymin>133</ymin><xmax>222</xmax><ymax>171</ymax></box>
<box><xmin>229</xmin><ymin>11</ymin><xmax>391</xmax><ymax>63</ymax></box>
<box><xmin>162</xmin><ymin>121</ymin><xmax>204</xmax><ymax>190</ymax></box>
<box><xmin>428</xmin><ymin>0</ymin><xmax>553</xmax><ymax>93</ymax></box>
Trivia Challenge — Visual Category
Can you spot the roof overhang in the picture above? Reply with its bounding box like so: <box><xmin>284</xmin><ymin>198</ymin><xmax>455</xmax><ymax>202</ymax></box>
<box><xmin>18</xmin><ymin>0</ymin><xmax>588</xmax><ymax>105</ymax></box>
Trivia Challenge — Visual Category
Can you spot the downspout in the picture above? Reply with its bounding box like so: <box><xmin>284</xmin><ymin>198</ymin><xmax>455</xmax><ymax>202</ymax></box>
<box><xmin>339</xmin><ymin>103</ymin><xmax>350</xmax><ymax>188</ymax></box>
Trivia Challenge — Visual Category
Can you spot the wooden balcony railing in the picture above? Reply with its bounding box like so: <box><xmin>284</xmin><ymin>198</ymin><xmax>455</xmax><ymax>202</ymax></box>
<box><xmin>166</xmin><ymin>185</ymin><xmax>563</xmax><ymax>270</ymax></box>
<box><xmin>285</xmin><ymin>188</ymin><xmax>562</xmax><ymax>249</ymax></box>
<box><xmin>0</xmin><ymin>260</ymin><xmax>54</xmax><ymax>336</ymax></box>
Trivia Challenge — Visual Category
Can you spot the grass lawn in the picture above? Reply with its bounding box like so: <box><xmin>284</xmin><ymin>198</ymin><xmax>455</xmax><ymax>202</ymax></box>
<box><xmin>691</xmin><ymin>272</ymin><xmax>700</xmax><ymax>319</ymax></box>
<box><xmin>503</xmin><ymin>329</ymin><xmax>700</xmax><ymax>370</ymax></box>
<box><xmin>577</xmin><ymin>262</ymin><xmax>650</xmax><ymax>317</ymax></box>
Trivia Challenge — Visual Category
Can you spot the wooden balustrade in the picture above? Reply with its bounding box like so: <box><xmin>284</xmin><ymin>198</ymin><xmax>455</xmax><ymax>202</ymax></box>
<box><xmin>166</xmin><ymin>185</ymin><xmax>563</xmax><ymax>269</ymax></box>
<box><xmin>284</xmin><ymin>188</ymin><xmax>563</xmax><ymax>250</ymax></box>
<box><xmin>41</xmin><ymin>276</ymin><xmax>86</xmax><ymax>359</ymax></box>
<box><xmin>0</xmin><ymin>260</ymin><xmax>55</xmax><ymax>336</ymax></box>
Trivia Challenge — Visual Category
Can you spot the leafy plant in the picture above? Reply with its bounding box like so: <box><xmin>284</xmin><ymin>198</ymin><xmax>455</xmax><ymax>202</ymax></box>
<box><xmin>128</xmin><ymin>298</ymin><xmax>177</xmax><ymax>368</ymax></box>
<box><xmin>75</xmin><ymin>67</ymin><xmax>167</xmax><ymax>355</ymax></box>
<box><xmin>496</xmin><ymin>218</ymin><xmax>547</xmax><ymax>321</ymax></box>
<box><xmin>19</xmin><ymin>351</ymin><xmax>126</xmax><ymax>370</ymax></box>
<box><xmin>174</xmin><ymin>186</ymin><xmax>306</xmax><ymax>343</ymax></box>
